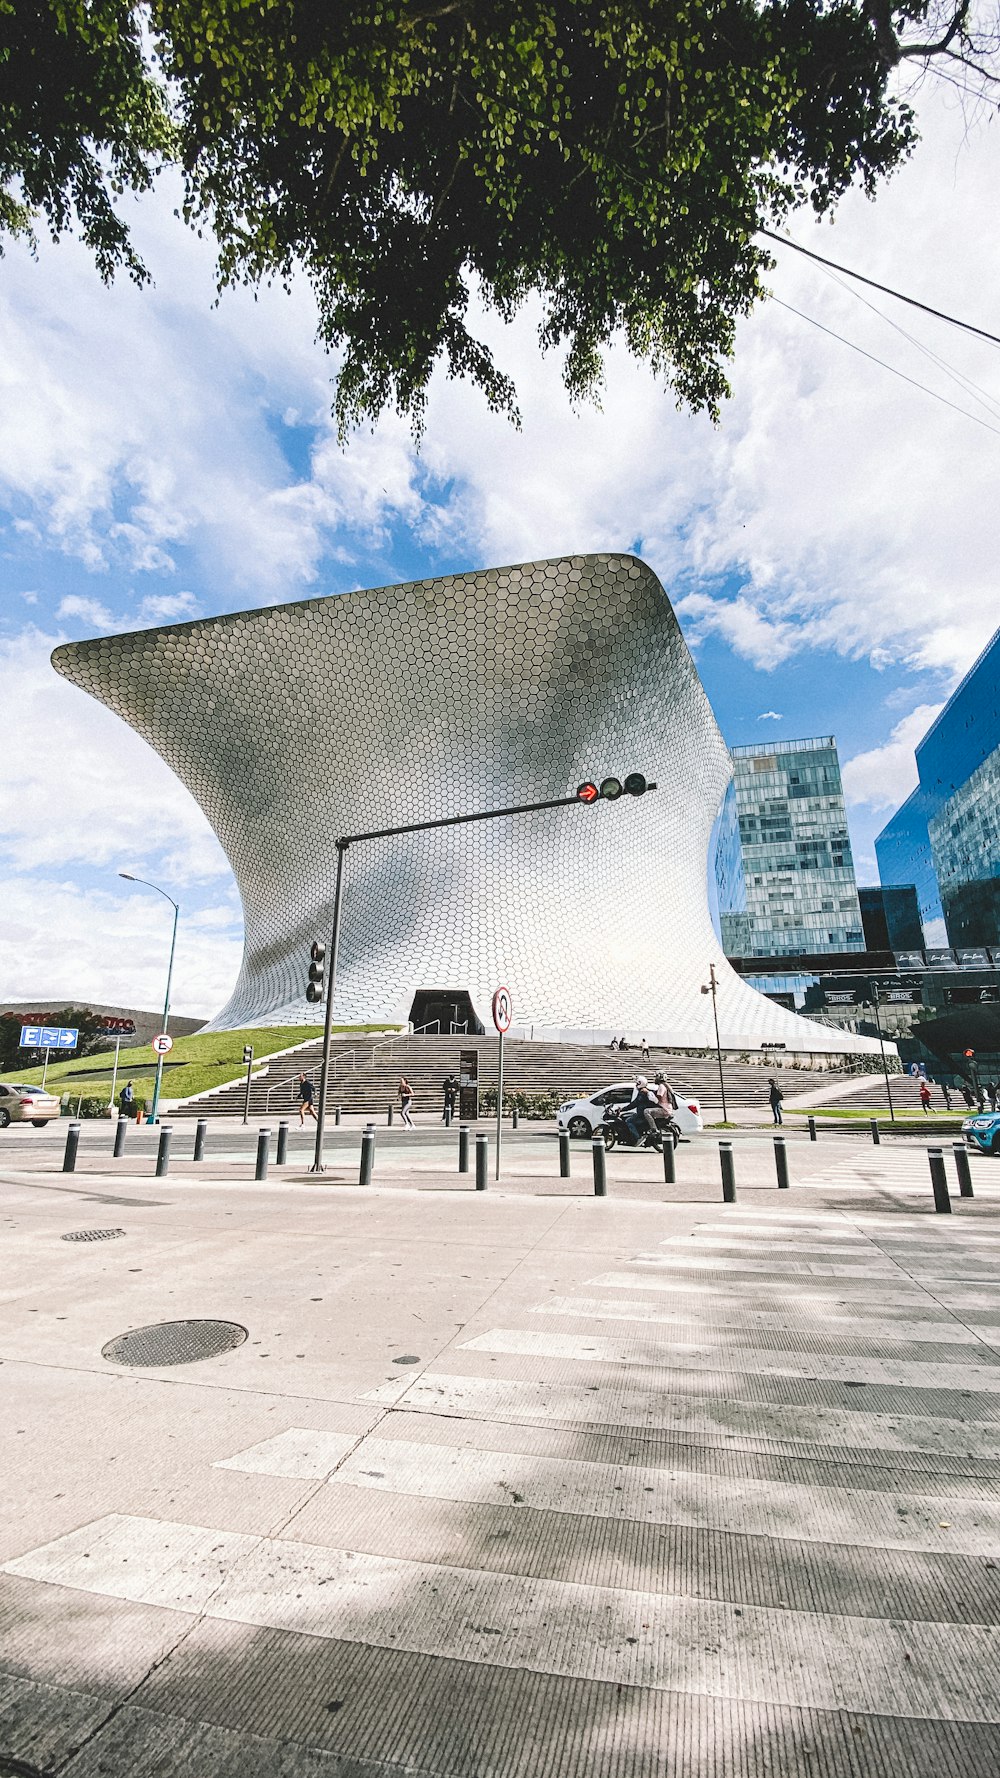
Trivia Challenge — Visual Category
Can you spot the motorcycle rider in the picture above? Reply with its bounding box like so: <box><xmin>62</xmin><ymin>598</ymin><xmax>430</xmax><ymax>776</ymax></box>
<box><xmin>626</xmin><ymin>1076</ymin><xmax>663</xmax><ymax>1146</ymax></box>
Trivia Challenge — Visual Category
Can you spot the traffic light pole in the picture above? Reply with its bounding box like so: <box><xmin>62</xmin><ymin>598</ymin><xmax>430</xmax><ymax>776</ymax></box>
<box><xmin>308</xmin><ymin>784</ymin><xmax>657</xmax><ymax>1171</ymax></box>
<box><xmin>311</xmin><ymin>841</ymin><xmax>348</xmax><ymax>1173</ymax></box>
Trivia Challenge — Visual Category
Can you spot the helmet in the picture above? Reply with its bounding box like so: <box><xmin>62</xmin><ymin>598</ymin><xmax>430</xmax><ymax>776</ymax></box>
<box><xmin>636</xmin><ymin>1075</ymin><xmax>648</xmax><ymax>1087</ymax></box>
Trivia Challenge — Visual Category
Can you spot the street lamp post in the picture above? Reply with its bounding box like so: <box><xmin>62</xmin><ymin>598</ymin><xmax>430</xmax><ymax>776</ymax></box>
<box><xmin>866</xmin><ymin>978</ymin><xmax>895</xmax><ymax>1124</ymax></box>
<box><xmin>700</xmin><ymin>963</ymin><xmax>729</xmax><ymax>1123</ymax></box>
<box><xmin>119</xmin><ymin>873</ymin><xmax>179</xmax><ymax>1124</ymax></box>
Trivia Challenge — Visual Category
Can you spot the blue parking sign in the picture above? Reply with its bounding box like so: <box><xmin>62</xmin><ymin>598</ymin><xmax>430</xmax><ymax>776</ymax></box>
<box><xmin>19</xmin><ymin>1024</ymin><xmax>77</xmax><ymax>1050</ymax></box>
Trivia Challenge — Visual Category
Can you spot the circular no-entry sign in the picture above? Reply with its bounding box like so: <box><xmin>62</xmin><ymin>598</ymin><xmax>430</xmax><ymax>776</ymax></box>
<box><xmin>152</xmin><ymin>1033</ymin><xmax>173</xmax><ymax>1055</ymax></box>
<box><xmin>492</xmin><ymin>987</ymin><xmax>512</xmax><ymax>1033</ymax></box>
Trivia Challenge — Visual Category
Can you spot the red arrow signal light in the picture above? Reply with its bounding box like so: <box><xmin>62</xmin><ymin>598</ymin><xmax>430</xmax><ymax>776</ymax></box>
<box><xmin>576</xmin><ymin>781</ymin><xmax>599</xmax><ymax>803</ymax></box>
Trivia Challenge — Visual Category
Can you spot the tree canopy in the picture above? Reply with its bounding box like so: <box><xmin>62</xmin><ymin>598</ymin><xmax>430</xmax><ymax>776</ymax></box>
<box><xmin>2</xmin><ymin>1</ymin><xmax>995</xmax><ymax>430</ymax></box>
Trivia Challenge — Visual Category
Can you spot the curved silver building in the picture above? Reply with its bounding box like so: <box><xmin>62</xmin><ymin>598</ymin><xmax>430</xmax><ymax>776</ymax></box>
<box><xmin>52</xmin><ymin>555</ymin><xmax>884</xmax><ymax>1055</ymax></box>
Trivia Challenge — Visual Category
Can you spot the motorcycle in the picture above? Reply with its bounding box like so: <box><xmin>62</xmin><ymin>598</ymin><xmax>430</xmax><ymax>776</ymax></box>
<box><xmin>600</xmin><ymin>1104</ymin><xmax>680</xmax><ymax>1151</ymax></box>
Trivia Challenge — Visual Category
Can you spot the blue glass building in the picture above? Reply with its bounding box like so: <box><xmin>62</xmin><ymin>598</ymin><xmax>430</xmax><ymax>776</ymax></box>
<box><xmin>876</xmin><ymin>623</ymin><xmax>1000</xmax><ymax>949</ymax></box>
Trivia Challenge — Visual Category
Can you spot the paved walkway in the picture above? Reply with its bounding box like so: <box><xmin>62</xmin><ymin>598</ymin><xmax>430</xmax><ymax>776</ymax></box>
<box><xmin>2</xmin><ymin>1130</ymin><xmax>1000</xmax><ymax>1775</ymax></box>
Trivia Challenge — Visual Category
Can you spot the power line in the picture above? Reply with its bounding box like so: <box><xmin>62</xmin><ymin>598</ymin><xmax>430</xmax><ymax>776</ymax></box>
<box><xmin>761</xmin><ymin>228</ymin><xmax>1000</xmax><ymax>350</ymax></box>
<box><xmin>820</xmin><ymin>266</ymin><xmax>1000</xmax><ymax>425</ymax></box>
<box><xmin>769</xmin><ymin>297</ymin><xmax>1000</xmax><ymax>437</ymax></box>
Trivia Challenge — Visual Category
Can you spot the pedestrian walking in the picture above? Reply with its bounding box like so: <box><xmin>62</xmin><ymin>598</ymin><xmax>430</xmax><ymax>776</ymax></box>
<box><xmin>987</xmin><ymin>1080</ymin><xmax>999</xmax><ymax>1112</ymax></box>
<box><xmin>919</xmin><ymin>1078</ymin><xmax>932</xmax><ymax>1114</ymax></box>
<box><xmin>961</xmin><ymin>1083</ymin><xmax>975</xmax><ymax>1110</ymax></box>
<box><xmin>768</xmin><ymin>1077</ymin><xmax>783</xmax><ymax>1126</ymax></box>
<box><xmin>941</xmin><ymin>1082</ymin><xmax>952</xmax><ymax>1110</ymax></box>
<box><xmin>441</xmin><ymin>1073</ymin><xmax>458</xmax><ymax>1121</ymax></box>
<box><xmin>296</xmin><ymin>1073</ymin><xmax>317</xmax><ymax>1124</ymax></box>
<box><xmin>118</xmin><ymin>1080</ymin><xmax>134</xmax><ymax>1120</ymax></box>
<box><xmin>640</xmin><ymin>1037</ymin><xmax>650</xmax><ymax>1060</ymax></box>
<box><xmin>399</xmin><ymin>1075</ymin><xmax>415</xmax><ymax>1127</ymax></box>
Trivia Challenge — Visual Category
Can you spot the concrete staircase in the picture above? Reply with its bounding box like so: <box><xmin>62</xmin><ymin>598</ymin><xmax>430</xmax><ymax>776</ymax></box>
<box><xmin>167</xmin><ymin>1033</ymin><xmax>857</xmax><ymax>1120</ymax></box>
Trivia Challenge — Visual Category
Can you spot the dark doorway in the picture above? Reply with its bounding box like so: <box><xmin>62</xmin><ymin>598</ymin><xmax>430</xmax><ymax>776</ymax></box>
<box><xmin>409</xmin><ymin>990</ymin><xmax>485</xmax><ymax>1035</ymax></box>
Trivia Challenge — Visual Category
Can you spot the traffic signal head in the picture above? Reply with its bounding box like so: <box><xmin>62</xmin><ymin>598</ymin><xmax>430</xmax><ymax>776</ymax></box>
<box><xmin>307</xmin><ymin>938</ymin><xmax>326</xmax><ymax>1003</ymax></box>
<box><xmin>242</xmin><ymin>1045</ymin><xmax>253</xmax><ymax>1064</ymax></box>
<box><xmin>577</xmin><ymin>772</ymin><xmax>655</xmax><ymax>805</ymax></box>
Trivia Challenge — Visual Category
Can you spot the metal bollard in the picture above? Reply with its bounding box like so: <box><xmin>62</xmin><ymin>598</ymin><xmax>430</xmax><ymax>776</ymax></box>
<box><xmin>276</xmin><ymin>1120</ymin><xmax>288</xmax><ymax>1166</ymax></box>
<box><xmin>808</xmin><ymin>1116</ymin><xmax>817</xmax><ymax>1142</ymax></box>
<box><xmin>662</xmin><ymin>1139</ymin><xmax>676</xmax><ymax>1185</ymax></box>
<box><xmin>113</xmin><ymin>1117</ymin><xmax>128</xmax><ymax>1159</ymax></box>
<box><xmin>953</xmin><ymin>1141</ymin><xmax>974</xmax><ymax>1199</ymax></box>
<box><xmin>512</xmin><ymin>1107</ymin><xmax>519</xmax><ymax>1130</ymax></box>
<box><xmin>459</xmin><ymin>1125</ymin><xmax>470</xmax><ymax>1172</ymax></box>
<box><xmin>335</xmin><ymin>1106</ymin><xmax>342</xmax><ymax>1126</ymax></box>
<box><xmin>193</xmin><ymin>1118</ymin><xmax>208</xmax><ymax>1162</ymax></box>
<box><xmin>870</xmin><ymin>1118</ymin><xmax>881</xmax><ymax>1146</ymax></box>
<box><xmin>559</xmin><ymin>1129</ymin><xmax>571</xmax><ymax>1178</ymax></box>
<box><xmin>592</xmin><ymin>1136</ymin><xmax>607</xmax><ymax>1196</ymax></box>
<box><xmin>928</xmin><ymin>1146</ymin><xmax>951</xmax><ymax>1214</ymax></box>
<box><xmin>475</xmin><ymin>1132</ymin><xmax>488</xmax><ymax>1191</ymax></box>
<box><xmin>359</xmin><ymin>1127</ymin><xmax>375</xmax><ymax>1187</ymax></box>
<box><xmin>720</xmin><ymin>1140</ymin><xmax>736</xmax><ymax>1203</ymax></box>
<box><xmin>444</xmin><ymin>1105</ymin><xmax>452</xmax><ymax>1128</ymax></box>
<box><xmin>774</xmin><ymin>1135</ymin><xmax>790</xmax><ymax>1190</ymax></box>
<box><xmin>255</xmin><ymin>1127</ymin><xmax>270</xmax><ymax>1182</ymax></box>
<box><xmin>387</xmin><ymin>1105</ymin><xmax>394</xmax><ymax>1126</ymax></box>
<box><xmin>62</xmin><ymin>1121</ymin><xmax>81</xmax><ymax>1173</ymax></box>
<box><xmin>155</xmin><ymin>1124</ymin><xmax>172</xmax><ymax>1178</ymax></box>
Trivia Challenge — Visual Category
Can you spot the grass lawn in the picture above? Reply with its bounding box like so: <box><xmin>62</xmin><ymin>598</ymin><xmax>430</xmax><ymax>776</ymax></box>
<box><xmin>1</xmin><ymin>1024</ymin><xmax>397</xmax><ymax>1108</ymax></box>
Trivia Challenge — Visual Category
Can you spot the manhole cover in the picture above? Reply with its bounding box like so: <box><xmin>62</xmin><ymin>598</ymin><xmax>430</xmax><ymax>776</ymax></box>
<box><xmin>392</xmin><ymin>1354</ymin><xmax>421</xmax><ymax>1365</ymax></box>
<box><xmin>102</xmin><ymin>1319</ymin><xmax>248</xmax><ymax>1368</ymax></box>
<box><xmin>62</xmin><ymin>1228</ymin><xmax>125</xmax><ymax>1243</ymax></box>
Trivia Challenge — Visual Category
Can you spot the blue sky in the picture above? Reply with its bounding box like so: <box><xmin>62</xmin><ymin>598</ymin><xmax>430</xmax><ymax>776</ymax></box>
<box><xmin>2</xmin><ymin>84</ymin><xmax>996</xmax><ymax>1014</ymax></box>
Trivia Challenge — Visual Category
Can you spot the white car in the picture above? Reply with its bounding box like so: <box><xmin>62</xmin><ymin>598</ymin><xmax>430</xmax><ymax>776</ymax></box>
<box><xmin>557</xmin><ymin>1081</ymin><xmax>703</xmax><ymax>1139</ymax></box>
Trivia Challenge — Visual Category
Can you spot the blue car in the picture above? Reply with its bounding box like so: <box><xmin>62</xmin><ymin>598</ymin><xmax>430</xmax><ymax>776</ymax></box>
<box><xmin>963</xmin><ymin>1112</ymin><xmax>1000</xmax><ymax>1156</ymax></box>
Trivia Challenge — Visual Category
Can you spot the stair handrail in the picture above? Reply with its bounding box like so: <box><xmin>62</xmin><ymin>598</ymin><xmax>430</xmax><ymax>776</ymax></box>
<box><xmin>262</xmin><ymin>1032</ymin><xmax>400</xmax><ymax>1106</ymax></box>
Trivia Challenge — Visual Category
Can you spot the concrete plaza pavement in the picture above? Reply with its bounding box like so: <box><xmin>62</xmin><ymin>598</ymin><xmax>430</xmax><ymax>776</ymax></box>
<box><xmin>2</xmin><ymin>1123</ymin><xmax>1000</xmax><ymax>1775</ymax></box>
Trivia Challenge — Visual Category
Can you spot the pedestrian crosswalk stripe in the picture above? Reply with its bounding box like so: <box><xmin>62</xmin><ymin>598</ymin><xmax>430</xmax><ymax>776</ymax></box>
<box><xmin>207</xmin><ymin>1430</ymin><xmax>1000</xmax><ymax>1557</ymax></box>
<box><xmin>361</xmin><ymin>1369</ymin><xmax>1000</xmax><ymax>1457</ymax></box>
<box><xmin>5</xmin><ymin>1512</ymin><xmax>999</xmax><ymax>1719</ymax></box>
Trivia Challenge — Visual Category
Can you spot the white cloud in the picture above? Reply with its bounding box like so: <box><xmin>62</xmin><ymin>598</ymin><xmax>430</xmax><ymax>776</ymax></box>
<box><xmin>3</xmin><ymin>86</ymin><xmax>998</xmax><ymax>682</ymax></box>
<box><xmin>757</xmin><ymin>710</ymin><xmax>783</xmax><ymax>721</ymax></box>
<box><xmin>56</xmin><ymin>595</ymin><xmax>116</xmax><ymax>631</ymax></box>
<box><xmin>137</xmin><ymin>590</ymin><xmax>200</xmax><ymax>623</ymax></box>
<box><xmin>0</xmin><ymin>876</ymin><xmax>241</xmax><ymax>1017</ymax></box>
<box><xmin>673</xmin><ymin>592</ymin><xmax>801</xmax><ymax>671</ymax></box>
<box><xmin>842</xmin><ymin>702</ymin><xmax>944</xmax><ymax>812</ymax></box>
<box><xmin>0</xmin><ymin>626</ymin><xmax>232</xmax><ymax>880</ymax></box>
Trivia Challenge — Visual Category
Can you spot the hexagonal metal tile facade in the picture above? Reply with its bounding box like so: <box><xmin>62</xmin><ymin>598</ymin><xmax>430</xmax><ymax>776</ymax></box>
<box><xmin>51</xmin><ymin>555</ymin><xmax>882</xmax><ymax>1054</ymax></box>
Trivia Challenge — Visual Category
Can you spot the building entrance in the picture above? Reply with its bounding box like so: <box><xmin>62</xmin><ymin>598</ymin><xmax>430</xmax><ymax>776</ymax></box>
<box><xmin>408</xmin><ymin>990</ymin><xmax>485</xmax><ymax>1035</ymax></box>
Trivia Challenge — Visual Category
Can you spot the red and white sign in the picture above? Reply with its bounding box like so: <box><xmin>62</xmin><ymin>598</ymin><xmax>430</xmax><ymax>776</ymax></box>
<box><xmin>151</xmin><ymin>1033</ymin><xmax>174</xmax><ymax>1055</ymax></box>
<box><xmin>491</xmin><ymin>987</ymin><xmax>512</xmax><ymax>1033</ymax></box>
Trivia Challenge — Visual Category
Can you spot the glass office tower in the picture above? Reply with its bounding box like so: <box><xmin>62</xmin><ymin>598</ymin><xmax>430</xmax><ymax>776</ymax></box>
<box><xmin>718</xmin><ymin>737</ymin><xmax>864</xmax><ymax>958</ymax></box>
<box><xmin>876</xmin><ymin>623</ymin><xmax>1000</xmax><ymax>950</ymax></box>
